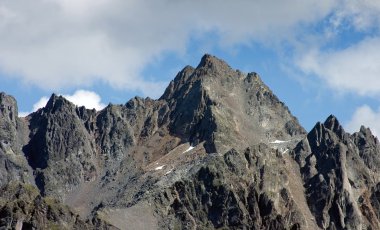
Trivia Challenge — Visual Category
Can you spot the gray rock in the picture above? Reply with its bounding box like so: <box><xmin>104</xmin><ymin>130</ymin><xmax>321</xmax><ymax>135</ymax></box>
<box><xmin>293</xmin><ymin>115</ymin><xmax>380</xmax><ymax>229</ymax></box>
<box><xmin>162</xmin><ymin>54</ymin><xmax>306</xmax><ymax>153</ymax></box>
<box><xmin>0</xmin><ymin>93</ymin><xmax>34</xmax><ymax>188</ymax></box>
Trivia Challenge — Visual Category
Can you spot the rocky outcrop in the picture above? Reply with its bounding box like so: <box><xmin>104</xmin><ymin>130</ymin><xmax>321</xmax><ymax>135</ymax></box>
<box><xmin>162</xmin><ymin>54</ymin><xmax>306</xmax><ymax>153</ymax></box>
<box><xmin>293</xmin><ymin>115</ymin><xmax>380</xmax><ymax>229</ymax></box>
<box><xmin>0</xmin><ymin>93</ymin><xmax>34</xmax><ymax>188</ymax></box>
<box><xmin>23</xmin><ymin>95</ymin><xmax>100</xmax><ymax>198</ymax></box>
<box><xmin>0</xmin><ymin>181</ymin><xmax>116</xmax><ymax>229</ymax></box>
<box><xmin>153</xmin><ymin>145</ymin><xmax>308</xmax><ymax>229</ymax></box>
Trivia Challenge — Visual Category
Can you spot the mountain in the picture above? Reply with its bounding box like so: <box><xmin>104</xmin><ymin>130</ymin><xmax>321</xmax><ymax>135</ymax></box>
<box><xmin>0</xmin><ymin>54</ymin><xmax>379</xmax><ymax>229</ymax></box>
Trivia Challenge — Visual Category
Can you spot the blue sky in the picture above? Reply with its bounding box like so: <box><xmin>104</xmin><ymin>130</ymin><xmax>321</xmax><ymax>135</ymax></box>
<box><xmin>1</xmin><ymin>0</ymin><xmax>380</xmax><ymax>135</ymax></box>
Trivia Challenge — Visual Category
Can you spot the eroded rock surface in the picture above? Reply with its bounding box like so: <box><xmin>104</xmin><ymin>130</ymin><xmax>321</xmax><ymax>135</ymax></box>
<box><xmin>293</xmin><ymin>115</ymin><xmax>380</xmax><ymax>230</ymax></box>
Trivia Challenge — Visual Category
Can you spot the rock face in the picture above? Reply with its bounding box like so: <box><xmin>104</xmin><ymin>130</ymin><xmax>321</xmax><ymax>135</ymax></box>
<box><xmin>0</xmin><ymin>54</ymin><xmax>379</xmax><ymax>229</ymax></box>
<box><xmin>153</xmin><ymin>145</ymin><xmax>309</xmax><ymax>229</ymax></box>
<box><xmin>0</xmin><ymin>181</ymin><xmax>116</xmax><ymax>229</ymax></box>
<box><xmin>293</xmin><ymin>115</ymin><xmax>380</xmax><ymax>230</ymax></box>
<box><xmin>0</xmin><ymin>93</ymin><xmax>34</xmax><ymax>188</ymax></box>
<box><xmin>162</xmin><ymin>54</ymin><xmax>306</xmax><ymax>153</ymax></box>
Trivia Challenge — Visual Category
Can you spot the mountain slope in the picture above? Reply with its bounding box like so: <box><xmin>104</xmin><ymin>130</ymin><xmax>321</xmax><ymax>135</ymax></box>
<box><xmin>162</xmin><ymin>54</ymin><xmax>306</xmax><ymax>153</ymax></box>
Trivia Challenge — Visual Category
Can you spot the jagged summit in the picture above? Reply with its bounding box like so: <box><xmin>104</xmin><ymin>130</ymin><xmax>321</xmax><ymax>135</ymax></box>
<box><xmin>43</xmin><ymin>93</ymin><xmax>75</xmax><ymax>113</ymax></box>
<box><xmin>292</xmin><ymin>114</ymin><xmax>380</xmax><ymax>229</ymax></box>
<box><xmin>196</xmin><ymin>53</ymin><xmax>233</xmax><ymax>71</ymax></box>
<box><xmin>323</xmin><ymin>114</ymin><xmax>345</xmax><ymax>135</ymax></box>
<box><xmin>358</xmin><ymin>125</ymin><xmax>378</xmax><ymax>140</ymax></box>
<box><xmin>161</xmin><ymin>54</ymin><xmax>236</xmax><ymax>101</ymax></box>
<box><xmin>160</xmin><ymin>54</ymin><xmax>306</xmax><ymax>153</ymax></box>
<box><xmin>324</xmin><ymin>114</ymin><xmax>339</xmax><ymax>125</ymax></box>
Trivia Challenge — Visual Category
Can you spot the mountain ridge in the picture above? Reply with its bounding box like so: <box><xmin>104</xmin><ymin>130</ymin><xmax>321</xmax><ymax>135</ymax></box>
<box><xmin>0</xmin><ymin>54</ymin><xmax>379</xmax><ymax>229</ymax></box>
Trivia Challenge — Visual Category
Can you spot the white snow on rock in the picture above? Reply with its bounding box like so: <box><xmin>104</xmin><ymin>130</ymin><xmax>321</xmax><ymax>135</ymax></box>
<box><xmin>183</xmin><ymin>146</ymin><xmax>194</xmax><ymax>153</ymax></box>
<box><xmin>165</xmin><ymin>170</ymin><xmax>172</xmax><ymax>175</ymax></box>
<box><xmin>269</xmin><ymin>140</ymin><xmax>289</xmax><ymax>144</ymax></box>
<box><xmin>282</xmin><ymin>149</ymin><xmax>289</xmax><ymax>154</ymax></box>
<box><xmin>155</xmin><ymin>165</ymin><xmax>165</xmax><ymax>170</ymax></box>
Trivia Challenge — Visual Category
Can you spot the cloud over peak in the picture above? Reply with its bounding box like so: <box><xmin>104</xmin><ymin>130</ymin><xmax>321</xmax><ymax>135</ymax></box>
<box><xmin>19</xmin><ymin>90</ymin><xmax>106</xmax><ymax>117</ymax></box>
<box><xmin>0</xmin><ymin>0</ymin><xmax>335</xmax><ymax>97</ymax></box>
<box><xmin>346</xmin><ymin>105</ymin><xmax>380</xmax><ymax>137</ymax></box>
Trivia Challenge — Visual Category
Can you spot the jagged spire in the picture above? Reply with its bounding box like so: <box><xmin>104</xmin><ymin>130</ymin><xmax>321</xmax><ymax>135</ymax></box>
<box><xmin>323</xmin><ymin>114</ymin><xmax>345</xmax><ymax>138</ymax></box>
<box><xmin>44</xmin><ymin>93</ymin><xmax>75</xmax><ymax>113</ymax></box>
<box><xmin>197</xmin><ymin>54</ymin><xmax>231</xmax><ymax>70</ymax></box>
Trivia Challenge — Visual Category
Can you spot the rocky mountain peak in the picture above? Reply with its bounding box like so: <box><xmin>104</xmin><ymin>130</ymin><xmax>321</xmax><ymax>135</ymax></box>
<box><xmin>323</xmin><ymin>114</ymin><xmax>345</xmax><ymax>137</ymax></box>
<box><xmin>354</xmin><ymin>125</ymin><xmax>379</xmax><ymax>150</ymax></box>
<box><xmin>324</xmin><ymin>114</ymin><xmax>339</xmax><ymax>127</ymax></box>
<box><xmin>0</xmin><ymin>92</ymin><xmax>18</xmax><ymax>123</ymax></box>
<box><xmin>197</xmin><ymin>54</ymin><xmax>232</xmax><ymax>71</ymax></box>
<box><xmin>306</xmin><ymin>115</ymin><xmax>347</xmax><ymax>152</ymax></box>
<box><xmin>161</xmin><ymin>54</ymin><xmax>236</xmax><ymax>102</ymax></box>
<box><xmin>160</xmin><ymin>66</ymin><xmax>195</xmax><ymax>101</ymax></box>
<box><xmin>359</xmin><ymin>125</ymin><xmax>377</xmax><ymax>139</ymax></box>
<box><xmin>351</xmin><ymin>125</ymin><xmax>380</xmax><ymax>172</ymax></box>
<box><xmin>43</xmin><ymin>93</ymin><xmax>75</xmax><ymax>114</ymax></box>
<box><xmin>293</xmin><ymin>114</ymin><xmax>380</xmax><ymax>229</ymax></box>
<box><xmin>160</xmin><ymin>55</ymin><xmax>306</xmax><ymax>153</ymax></box>
<box><xmin>0</xmin><ymin>92</ymin><xmax>23</xmax><ymax>147</ymax></box>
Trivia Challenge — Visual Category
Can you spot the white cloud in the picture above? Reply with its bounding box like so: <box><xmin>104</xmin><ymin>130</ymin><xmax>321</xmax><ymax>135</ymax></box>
<box><xmin>0</xmin><ymin>0</ymin><xmax>336</xmax><ymax>97</ymax></box>
<box><xmin>19</xmin><ymin>90</ymin><xmax>105</xmax><ymax>117</ymax></box>
<box><xmin>32</xmin><ymin>96</ymin><xmax>50</xmax><ymax>112</ymax></box>
<box><xmin>294</xmin><ymin>1</ymin><xmax>380</xmax><ymax>98</ymax></box>
<box><xmin>346</xmin><ymin>105</ymin><xmax>380</xmax><ymax>137</ymax></box>
<box><xmin>63</xmin><ymin>90</ymin><xmax>106</xmax><ymax>110</ymax></box>
<box><xmin>296</xmin><ymin>37</ymin><xmax>380</xmax><ymax>97</ymax></box>
<box><xmin>19</xmin><ymin>97</ymin><xmax>49</xmax><ymax>117</ymax></box>
<box><xmin>333</xmin><ymin>0</ymin><xmax>380</xmax><ymax>31</ymax></box>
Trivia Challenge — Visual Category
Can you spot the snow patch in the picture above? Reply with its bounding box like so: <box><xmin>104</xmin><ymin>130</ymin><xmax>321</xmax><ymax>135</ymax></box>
<box><xmin>165</xmin><ymin>170</ymin><xmax>172</xmax><ymax>175</ymax></box>
<box><xmin>282</xmin><ymin>149</ymin><xmax>289</xmax><ymax>154</ymax></box>
<box><xmin>183</xmin><ymin>146</ymin><xmax>194</xmax><ymax>153</ymax></box>
<box><xmin>155</xmin><ymin>165</ymin><xmax>165</xmax><ymax>170</ymax></box>
<box><xmin>269</xmin><ymin>140</ymin><xmax>289</xmax><ymax>144</ymax></box>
